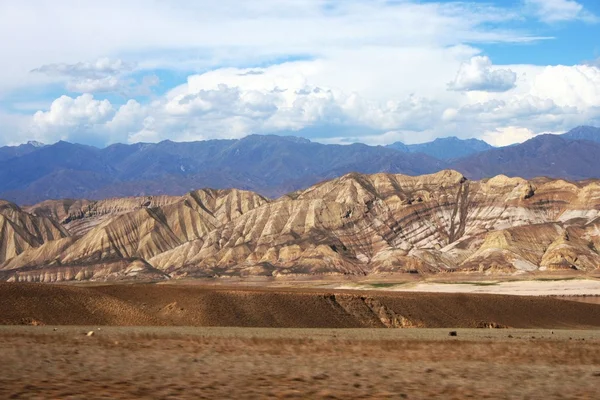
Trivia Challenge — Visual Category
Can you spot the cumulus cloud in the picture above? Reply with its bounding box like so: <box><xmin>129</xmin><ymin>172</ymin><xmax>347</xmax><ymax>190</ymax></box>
<box><xmin>155</xmin><ymin>63</ymin><xmax>443</xmax><ymax>141</ymax></box>
<box><xmin>448</xmin><ymin>56</ymin><xmax>517</xmax><ymax>92</ymax></box>
<box><xmin>23</xmin><ymin>61</ymin><xmax>443</xmax><ymax>146</ymax></box>
<box><xmin>530</xmin><ymin>64</ymin><xmax>600</xmax><ymax>109</ymax></box>
<box><xmin>3</xmin><ymin>1</ymin><xmax>600</xmax><ymax>148</ymax></box>
<box><xmin>524</xmin><ymin>0</ymin><xmax>598</xmax><ymax>23</ymax></box>
<box><xmin>30</xmin><ymin>94</ymin><xmax>115</xmax><ymax>144</ymax></box>
<box><xmin>24</xmin><ymin>57</ymin><xmax>600</xmax><ymax>148</ymax></box>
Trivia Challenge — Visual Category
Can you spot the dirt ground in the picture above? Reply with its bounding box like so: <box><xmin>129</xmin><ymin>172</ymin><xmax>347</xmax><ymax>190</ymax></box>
<box><xmin>3</xmin><ymin>283</ymin><xmax>600</xmax><ymax>328</ymax></box>
<box><xmin>1</xmin><ymin>326</ymin><xmax>599</xmax><ymax>399</ymax></box>
<box><xmin>3</xmin><ymin>282</ymin><xmax>600</xmax><ymax>399</ymax></box>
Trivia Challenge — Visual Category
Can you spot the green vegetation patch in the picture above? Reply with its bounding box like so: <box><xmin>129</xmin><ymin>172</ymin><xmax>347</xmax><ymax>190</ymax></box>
<box><xmin>437</xmin><ymin>281</ymin><xmax>499</xmax><ymax>286</ymax></box>
<box><xmin>365</xmin><ymin>282</ymin><xmax>405</xmax><ymax>288</ymax></box>
<box><xmin>532</xmin><ymin>277</ymin><xmax>580</xmax><ymax>282</ymax></box>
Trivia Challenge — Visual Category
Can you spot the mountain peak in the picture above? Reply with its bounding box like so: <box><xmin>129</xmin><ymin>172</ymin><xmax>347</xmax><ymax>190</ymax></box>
<box><xmin>387</xmin><ymin>136</ymin><xmax>492</xmax><ymax>161</ymax></box>
<box><xmin>563</xmin><ymin>125</ymin><xmax>600</xmax><ymax>143</ymax></box>
<box><xmin>27</xmin><ymin>141</ymin><xmax>45</xmax><ymax>148</ymax></box>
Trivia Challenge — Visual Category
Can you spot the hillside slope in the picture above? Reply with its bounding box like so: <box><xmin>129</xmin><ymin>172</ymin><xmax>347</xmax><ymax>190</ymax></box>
<box><xmin>3</xmin><ymin>170</ymin><xmax>600</xmax><ymax>281</ymax></box>
<box><xmin>0</xmin><ymin>200</ymin><xmax>68</xmax><ymax>264</ymax></box>
<box><xmin>2</xmin><ymin>283</ymin><xmax>600</xmax><ymax>328</ymax></box>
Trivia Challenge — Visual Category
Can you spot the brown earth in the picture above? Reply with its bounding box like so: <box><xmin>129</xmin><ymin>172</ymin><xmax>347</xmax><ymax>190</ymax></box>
<box><xmin>2</xmin><ymin>283</ymin><xmax>600</xmax><ymax>329</ymax></box>
<box><xmin>558</xmin><ymin>295</ymin><xmax>600</xmax><ymax>305</ymax></box>
<box><xmin>1</xmin><ymin>326</ymin><xmax>600</xmax><ymax>399</ymax></box>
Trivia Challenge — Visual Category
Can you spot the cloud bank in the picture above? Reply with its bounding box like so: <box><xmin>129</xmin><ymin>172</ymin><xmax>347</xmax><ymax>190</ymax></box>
<box><xmin>0</xmin><ymin>0</ymin><xmax>598</xmax><ymax>148</ymax></box>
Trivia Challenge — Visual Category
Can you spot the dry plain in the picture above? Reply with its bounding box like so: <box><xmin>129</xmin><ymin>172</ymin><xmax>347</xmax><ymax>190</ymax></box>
<box><xmin>2</xmin><ymin>282</ymin><xmax>600</xmax><ymax>399</ymax></box>
<box><xmin>1</xmin><ymin>325</ymin><xmax>600</xmax><ymax>399</ymax></box>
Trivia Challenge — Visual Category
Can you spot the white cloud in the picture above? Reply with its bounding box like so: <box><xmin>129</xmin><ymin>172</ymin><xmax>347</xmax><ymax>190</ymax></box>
<box><xmin>30</xmin><ymin>94</ymin><xmax>115</xmax><ymax>144</ymax></box>
<box><xmin>31</xmin><ymin>58</ymin><xmax>132</xmax><ymax>79</ymax></box>
<box><xmin>524</xmin><ymin>0</ymin><xmax>598</xmax><ymax>23</ymax></box>
<box><xmin>448</xmin><ymin>56</ymin><xmax>517</xmax><ymax>92</ymax></box>
<box><xmin>481</xmin><ymin>126</ymin><xmax>536</xmax><ymax>147</ymax></box>
<box><xmin>446</xmin><ymin>95</ymin><xmax>576</xmax><ymax>124</ymax></box>
<box><xmin>1</xmin><ymin>1</ymin><xmax>600</xmax><ymax>148</ymax></box>
<box><xmin>66</xmin><ymin>76</ymin><xmax>122</xmax><ymax>93</ymax></box>
<box><xmin>30</xmin><ymin>57</ymin><xmax>156</xmax><ymax>95</ymax></box>
<box><xmin>131</xmin><ymin>63</ymin><xmax>445</xmax><ymax>143</ymax></box>
<box><xmin>22</xmin><ymin>59</ymin><xmax>600</xmax><ymax>148</ymax></box>
<box><xmin>530</xmin><ymin>64</ymin><xmax>600</xmax><ymax>109</ymax></box>
<box><xmin>0</xmin><ymin>0</ymin><xmax>544</xmax><ymax>97</ymax></box>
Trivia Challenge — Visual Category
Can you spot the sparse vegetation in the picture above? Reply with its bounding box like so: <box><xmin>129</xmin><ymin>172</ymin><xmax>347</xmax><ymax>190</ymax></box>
<box><xmin>365</xmin><ymin>282</ymin><xmax>405</xmax><ymax>288</ymax></box>
<box><xmin>436</xmin><ymin>281</ymin><xmax>499</xmax><ymax>286</ymax></box>
<box><xmin>532</xmin><ymin>277</ymin><xmax>580</xmax><ymax>282</ymax></box>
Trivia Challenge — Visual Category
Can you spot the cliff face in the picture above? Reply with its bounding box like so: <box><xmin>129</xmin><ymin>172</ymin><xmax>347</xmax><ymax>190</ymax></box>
<box><xmin>3</xmin><ymin>170</ymin><xmax>600</xmax><ymax>282</ymax></box>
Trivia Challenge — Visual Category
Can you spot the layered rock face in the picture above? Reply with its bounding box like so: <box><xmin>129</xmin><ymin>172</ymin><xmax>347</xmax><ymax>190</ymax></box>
<box><xmin>0</xmin><ymin>201</ymin><xmax>68</xmax><ymax>265</ymax></box>
<box><xmin>2</xmin><ymin>189</ymin><xmax>267</xmax><ymax>282</ymax></box>
<box><xmin>25</xmin><ymin>195</ymin><xmax>181</xmax><ymax>236</ymax></box>
<box><xmin>2</xmin><ymin>171</ymin><xmax>600</xmax><ymax>282</ymax></box>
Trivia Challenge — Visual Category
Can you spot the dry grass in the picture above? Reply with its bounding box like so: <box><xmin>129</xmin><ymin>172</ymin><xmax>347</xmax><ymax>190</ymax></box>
<box><xmin>1</xmin><ymin>327</ymin><xmax>600</xmax><ymax>399</ymax></box>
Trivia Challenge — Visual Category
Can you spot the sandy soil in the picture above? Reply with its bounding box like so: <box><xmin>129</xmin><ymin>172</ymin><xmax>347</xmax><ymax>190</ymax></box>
<box><xmin>336</xmin><ymin>278</ymin><xmax>600</xmax><ymax>296</ymax></box>
<box><xmin>1</xmin><ymin>326</ymin><xmax>600</xmax><ymax>399</ymax></box>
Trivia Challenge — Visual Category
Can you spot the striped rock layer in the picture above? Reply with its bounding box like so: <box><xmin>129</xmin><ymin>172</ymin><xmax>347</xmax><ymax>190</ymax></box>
<box><xmin>2</xmin><ymin>170</ymin><xmax>600</xmax><ymax>281</ymax></box>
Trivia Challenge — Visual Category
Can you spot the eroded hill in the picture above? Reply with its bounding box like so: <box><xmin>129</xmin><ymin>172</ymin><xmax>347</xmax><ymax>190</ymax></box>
<box><xmin>2</xmin><ymin>170</ymin><xmax>600</xmax><ymax>282</ymax></box>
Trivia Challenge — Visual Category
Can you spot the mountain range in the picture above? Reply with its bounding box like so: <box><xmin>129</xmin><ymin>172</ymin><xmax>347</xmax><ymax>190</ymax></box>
<box><xmin>2</xmin><ymin>170</ymin><xmax>600</xmax><ymax>282</ymax></box>
<box><xmin>1</xmin><ymin>126</ymin><xmax>600</xmax><ymax>204</ymax></box>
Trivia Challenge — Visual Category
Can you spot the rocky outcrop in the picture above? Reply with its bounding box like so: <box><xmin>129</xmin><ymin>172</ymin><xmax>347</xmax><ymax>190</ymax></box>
<box><xmin>25</xmin><ymin>195</ymin><xmax>181</xmax><ymax>236</ymax></box>
<box><xmin>2</xmin><ymin>188</ymin><xmax>267</xmax><ymax>281</ymax></box>
<box><xmin>3</xmin><ymin>170</ymin><xmax>600</xmax><ymax>281</ymax></box>
<box><xmin>0</xmin><ymin>201</ymin><xmax>68</xmax><ymax>264</ymax></box>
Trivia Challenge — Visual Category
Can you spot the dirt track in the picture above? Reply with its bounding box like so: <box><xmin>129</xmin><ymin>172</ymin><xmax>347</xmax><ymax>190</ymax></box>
<box><xmin>2</xmin><ymin>282</ymin><xmax>600</xmax><ymax>328</ymax></box>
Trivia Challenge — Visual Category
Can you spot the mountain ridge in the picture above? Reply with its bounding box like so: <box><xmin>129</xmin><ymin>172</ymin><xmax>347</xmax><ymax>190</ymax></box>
<box><xmin>451</xmin><ymin>133</ymin><xmax>600</xmax><ymax>180</ymax></box>
<box><xmin>2</xmin><ymin>169</ymin><xmax>600</xmax><ymax>282</ymax></box>
<box><xmin>0</xmin><ymin>135</ymin><xmax>446</xmax><ymax>204</ymax></box>
<box><xmin>2</xmin><ymin>125</ymin><xmax>600</xmax><ymax>205</ymax></box>
<box><xmin>387</xmin><ymin>136</ymin><xmax>493</xmax><ymax>160</ymax></box>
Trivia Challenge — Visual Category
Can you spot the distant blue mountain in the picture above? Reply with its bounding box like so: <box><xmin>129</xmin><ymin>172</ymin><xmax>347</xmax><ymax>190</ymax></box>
<box><xmin>562</xmin><ymin>126</ymin><xmax>600</xmax><ymax>143</ymax></box>
<box><xmin>387</xmin><ymin>136</ymin><xmax>493</xmax><ymax>160</ymax></box>
<box><xmin>0</xmin><ymin>141</ymin><xmax>45</xmax><ymax>162</ymax></box>
<box><xmin>0</xmin><ymin>135</ymin><xmax>446</xmax><ymax>204</ymax></box>
<box><xmin>3</xmin><ymin>127</ymin><xmax>600</xmax><ymax>205</ymax></box>
<box><xmin>449</xmin><ymin>132</ymin><xmax>600</xmax><ymax>181</ymax></box>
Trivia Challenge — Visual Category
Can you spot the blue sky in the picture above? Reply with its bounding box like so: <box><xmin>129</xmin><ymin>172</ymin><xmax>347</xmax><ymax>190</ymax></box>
<box><xmin>0</xmin><ymin>0</ymin><xmax>599</xmax><ymax>147</ymax></box>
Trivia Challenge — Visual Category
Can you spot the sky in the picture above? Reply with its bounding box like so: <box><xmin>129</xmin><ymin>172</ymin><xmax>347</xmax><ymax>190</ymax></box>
<box><xmin>1</xmin><ymin>0</ymin><xmax>600</xmax><ymax>148</ymax></box>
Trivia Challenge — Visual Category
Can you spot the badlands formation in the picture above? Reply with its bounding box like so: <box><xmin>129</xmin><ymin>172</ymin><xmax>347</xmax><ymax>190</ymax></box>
<box><xmin>2</xmin><ymin>170</ymin><xmax>600</xmax><ymax>282</ymax></box>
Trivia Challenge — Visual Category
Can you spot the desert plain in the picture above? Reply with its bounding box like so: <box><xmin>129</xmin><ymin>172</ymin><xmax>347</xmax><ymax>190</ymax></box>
<box><xmin>2</xmin><ymin>279</ymin><xmax>600</xmax><ymax>399</ymax></box>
